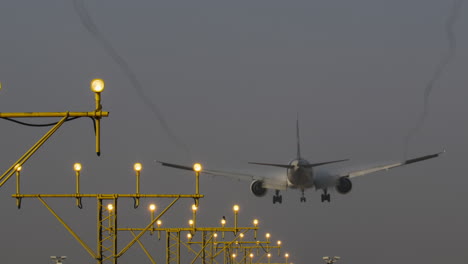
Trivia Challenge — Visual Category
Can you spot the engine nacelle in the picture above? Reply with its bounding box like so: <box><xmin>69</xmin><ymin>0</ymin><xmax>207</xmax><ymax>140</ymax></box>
<box><xmin>335</xmin><ymin>176</ymin><xmax>352</xmax><ymax>194</ymax></box>
<box><xmin>250</xmin><ymin>180</ymin><xmax>267</xmax><ymax>197</ymax></box>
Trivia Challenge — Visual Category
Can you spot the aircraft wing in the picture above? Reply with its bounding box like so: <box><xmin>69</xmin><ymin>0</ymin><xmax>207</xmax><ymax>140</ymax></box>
<box><xmin>336</xmin><ymin>151</ymin><xmax>444</xmax><ymax>178</ymax></box>
<box><xmin>157</xmin><ymin>161</ymin><xmax>288</xmax><ymax>190</ymax></box>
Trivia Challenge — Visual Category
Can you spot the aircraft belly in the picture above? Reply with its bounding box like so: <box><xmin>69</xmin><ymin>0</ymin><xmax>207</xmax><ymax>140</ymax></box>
<box><xmin>288</xmin><ymin>170</ymin><xmax>313</xmax><ymax>188</ymax></box>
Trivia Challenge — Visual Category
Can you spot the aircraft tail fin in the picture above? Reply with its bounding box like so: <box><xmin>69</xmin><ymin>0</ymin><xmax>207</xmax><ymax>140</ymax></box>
<box><xmin>296</xmin><ymin>114</ymin><xmax>301</xmax><ymax>159</ymax></box>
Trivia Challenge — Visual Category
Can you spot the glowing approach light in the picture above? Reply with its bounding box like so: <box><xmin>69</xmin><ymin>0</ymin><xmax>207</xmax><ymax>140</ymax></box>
<box><xmin>90</xmin><ymin>79</ymin><xmax>105</xmax><ymax>93</ymax></box>
<box><xmin>134</xmin><ymin>163</ymin><xmax>142</xmax><ymax>172</ymax></box>
<box><xmin>73</xmin><ymin>163</ymin><xmax>82</xmax><ymax>172</ymax></box>
<box><xmin>89</xmin><ymin>78</ymin><xmax>107</xmax><ymax>156</ymax></box>
<box><xmin>193</xmin><ymin>163</ymin><xmax>202</xmax><ymax>172</ymax></box>
<box><xmin>14</xmin><ymin>164</ymin><xmax>22</xmax><ymax>172</ymax></box>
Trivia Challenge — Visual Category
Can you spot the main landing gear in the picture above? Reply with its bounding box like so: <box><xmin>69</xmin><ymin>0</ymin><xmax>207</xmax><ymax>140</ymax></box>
<box><xmin>273</xmin><ymin>190</ymin><xmax>282</xmax><ymax>204</ymax></box>
<box><xmin>300</xmin><ymin>189</ymin><xmax>306</xmax><ymax>203</ymax></box>
<box><xmin>321</xmin><ymin>189</ymin><xmax>331</xmax><ymax>202</ymax></box>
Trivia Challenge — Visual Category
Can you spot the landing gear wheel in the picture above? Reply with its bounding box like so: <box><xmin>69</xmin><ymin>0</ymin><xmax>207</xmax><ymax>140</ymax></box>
<box><xmin>273</xmin><ymin>195</ymin><xmax>283</xmax><ymax>204</ymax></box>
<box><xmin>273</xmin><ymin>190</ymin><xmax>282</xmax><ymax>204</ymax></box>
<box><xmin>300</xmin><ymin>197</ymin><xmax>306</xmax><ymax>202</ymax></box>
<box><xmin>321</xmin><ymin>194</ymin><xmax>331</xmax><ymax>202</ymax></box>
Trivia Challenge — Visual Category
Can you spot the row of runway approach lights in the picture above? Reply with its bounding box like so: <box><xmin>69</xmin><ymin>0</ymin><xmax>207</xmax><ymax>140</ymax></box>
<box><xmin>14</xmin><ymin>161</ymin><xmax>292</xmax><ymax>263</ymax></box>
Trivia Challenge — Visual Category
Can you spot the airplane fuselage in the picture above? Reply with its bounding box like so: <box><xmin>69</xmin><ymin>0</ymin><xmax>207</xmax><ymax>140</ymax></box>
<box><xmin>287</xmin><ymin>159</ymin><xmax>314</xmax><ymax>189</ymax></box>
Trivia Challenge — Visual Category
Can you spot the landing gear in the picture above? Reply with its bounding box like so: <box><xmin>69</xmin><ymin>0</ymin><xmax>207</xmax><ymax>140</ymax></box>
<box><xmin>321</xmin><ymin>189</ymin><xmax>331</xmax><ymax>202</ymax></box>
<box><xmin>273</xmin><ymin>190</ymin><xmax>282</xmax><ymax>204</ymax></box>
<box><xmin>300</xmin><ymin>189</ymin><xmax>306</xmax><ymax>202</ymax></box>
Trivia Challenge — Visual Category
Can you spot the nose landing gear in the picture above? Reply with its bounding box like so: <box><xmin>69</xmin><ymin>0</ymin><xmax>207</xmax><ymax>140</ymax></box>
<box><xmin>300</xmin><ymin>189</ymin><xmax>306</xmax><ymax>202</ymax></box>
<box><xmin>321</xmin><ymin>189</ymin><xmax>331</xmax><ymax>202</ymax></box>
<box><xmin>273</xmin><ymin>190</ymin><xmax>282</xmax><ymax>204</ymax></box>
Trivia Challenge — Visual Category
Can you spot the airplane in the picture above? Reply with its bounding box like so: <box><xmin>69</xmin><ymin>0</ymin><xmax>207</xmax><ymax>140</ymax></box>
<box><xmin>158</xmin><ymin>119</ymin><xmax>443</xmax><ymax>203</ymax></box>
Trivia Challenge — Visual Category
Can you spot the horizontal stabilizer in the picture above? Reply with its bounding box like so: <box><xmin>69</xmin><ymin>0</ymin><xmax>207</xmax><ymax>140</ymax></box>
<box><xmin>248</xmin><ymin>162</ymin><xmax>293</xmax><ymax>169</ymax></box>
<box><xmin>158</xmin><ymin>161</ymin><xmax>193</xmax><ymax>171</ymax></box>
<box><xmin>305</xmin><ymin>159</ymin><xmax>350</xmax><ymax>168</ymax></box>
<box><xmin>403</xmin><ymin>151</ymin><xmax>444</xmax><ymax>165</ymax></box>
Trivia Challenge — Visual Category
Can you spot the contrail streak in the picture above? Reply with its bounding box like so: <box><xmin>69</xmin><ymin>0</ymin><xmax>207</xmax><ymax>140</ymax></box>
<box><xmin>404</xmin><ymin>0</ymin><xmax>463</xmax><ymax>158</ymax></box>
<box><xmin>72</xmin><ymin>0</ymin><xmax>191</xmax><ymax>157</ymax></box>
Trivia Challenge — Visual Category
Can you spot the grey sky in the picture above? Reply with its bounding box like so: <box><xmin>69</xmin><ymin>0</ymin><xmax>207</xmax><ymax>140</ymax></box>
<box><xmin>1</xmin><ymin>0</ymin><xmax>467</xmax><ymax>263</ymax></box>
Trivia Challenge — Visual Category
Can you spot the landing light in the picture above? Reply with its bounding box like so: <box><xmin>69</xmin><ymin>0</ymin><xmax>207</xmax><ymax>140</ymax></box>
<box><xmin>134</xmin><ymin>163</ymin><xmax>142</xmax><ymax>172</ymax></box>
<box><xmin>90</xmin><ymin>79</ymin><xmax>105</xmax><ymax>93</ymax></box>
<box><xmin>193</xmin><ymin>163</ymin><xmax>202</xmax><ymax>172</ymax></box>
<box><xmin>14</xmin><ymin>164</ymin><xmax>22</xmax><ymax>172</ymax></box>
<box><xmin>73</xmin><ymin>163</ymin><xmax>82</xmax><ymax>172</ymax></box>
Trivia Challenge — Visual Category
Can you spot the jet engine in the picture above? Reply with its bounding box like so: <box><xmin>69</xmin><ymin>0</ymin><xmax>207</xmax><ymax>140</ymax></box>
<box><xmin>250</xmin><ymin>180</ymin><xmax>267</xmax><ymax>197</ymax></box>
<box><xmin>335</xmin><ymin>176</ymin><xmax>352</xmax><ymax>194</ymax></box>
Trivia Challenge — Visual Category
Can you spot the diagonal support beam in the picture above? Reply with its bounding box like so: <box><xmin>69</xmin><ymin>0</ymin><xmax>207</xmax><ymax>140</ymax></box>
<box><xmin>0</xmin><ymin>115</ymin><xmax>68</xmax><ymax>188</ymax></box>
<box><xmin>38</xmin><ymin>197</ymin><xmax>98</xmax><ymax>260</ymax></box>
<box><xmin>116</xmin><ymin>197</ymin><xmax>180</xmax><ymax>257</ymax></box>
<box><xmin>130</xmin><ymin>230</ymin><xmax>157</xmax><ymax>264</ymax></box>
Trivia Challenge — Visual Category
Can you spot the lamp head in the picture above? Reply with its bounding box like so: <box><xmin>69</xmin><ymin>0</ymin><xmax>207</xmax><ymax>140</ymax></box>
<box><xmin>14</xmin><ymin>164</ymin><xmax>22</xmax><ymax>172</ymax></box>
<box><xmin>107</xmin><ymin>204</ymin><xmax>114</xmax><ymax>211</ymax></box>
<box><xmin>73</xmin><ymin>163</ymin><xmax>82</xmax><ymax>172</ymax></box>
<box><xmin>149</xmin><ymin>204</ymin><xmax>156</xmax><ymax>211</ymax></box>
<box><xmin>133</xmin><ymin>163</ymin><xmax>142</xmax><ymax>172</ymax></box>
<box><xmin>91</xmin><ymin>79</ymin><xmax>105</xmax><ymax>93</ymax></box>
<box><xmin>193</xmin><ymin>163</ymin><xmax>202</xmax><ymax>172</ymax></box>
<box><xmin>233</xmin><ymin>204</ymin><xmax>239</xmax><ymax>212</ymax></box>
